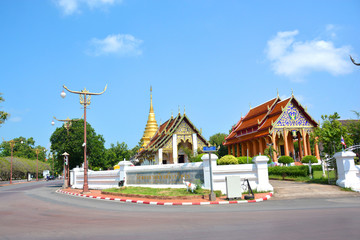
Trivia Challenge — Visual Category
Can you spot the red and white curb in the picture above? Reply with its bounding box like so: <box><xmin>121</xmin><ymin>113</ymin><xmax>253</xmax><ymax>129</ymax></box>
<box><xmin>56</xmin><ymin>189</ymin><xmax>273</xmax><ymax>206</ymax></box>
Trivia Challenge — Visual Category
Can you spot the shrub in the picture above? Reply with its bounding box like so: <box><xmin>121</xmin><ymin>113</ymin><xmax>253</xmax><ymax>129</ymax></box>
<box><xmin>190</xmin><ymin>153</ymin><xmax>204</xmax><ymax>162</ymax></box>
<box><xmin>311</xmin><ymin>165</ymin><xmax>322</xmax><ymax>171</ymax></box>
<box><xmin>217</xmin><ymin>155</ymin><xmax>238</xmax><ymax>165</ymax></box>
<box><xmin>269</xmin><ymin>166</ymin><xmax>309</xmax><ymax>177</ymax></box>
<box><xmin>278</xmin><ymin>156</ymin><xmax>294</xmax><ymax>165</ymax></box>
<box><xmin>237</xmin><ymin>156</ymin><xmax>253</xmax><ymax>164</ymax></box>
<box><xmin>301</xmin><ymin>155</ymin><xmax>318</xmax><ymax>164</ymax></box>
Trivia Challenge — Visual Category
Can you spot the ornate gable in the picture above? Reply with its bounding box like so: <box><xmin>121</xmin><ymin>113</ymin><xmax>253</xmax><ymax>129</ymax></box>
<box><xmin>175</xmin><ymin>120</ymin><xmax>195</xmax><ymax>135</ymax></box>
<box><xmin>273</xmin><ymin>102</ymin><xmax>314</xmax><ymax>130</ymax></box>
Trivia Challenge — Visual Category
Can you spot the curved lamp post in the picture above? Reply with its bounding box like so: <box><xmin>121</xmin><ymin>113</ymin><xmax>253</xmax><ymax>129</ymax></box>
<box><xmin>33</xmin><ymin>148</ymin><xmax>45</xmax><ymax>181</ymax></box>
<box><xmin>350</xmin><ymin>55</ymin><xmax>360</xmax><ymax>66</ymax></box>
<box><xmin>2</xmin><ymin>138</ymin><xmax>23</xmax><ymax>184</ymax></box>
<box><xmin>61</xmin><ymin>84</ymin><xmax>107</xmax><ymax>193</ymax></box>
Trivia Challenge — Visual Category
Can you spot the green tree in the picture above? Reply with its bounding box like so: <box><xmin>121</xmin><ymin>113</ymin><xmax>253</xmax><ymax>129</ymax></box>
<box><xmin>209</xmin><ymin>133</ymin><xmax>228</xmax><ymax>158</ymax></box>
<box><xmin>0</xmin><ymin>136</ymin><xmax>47</xmax><ymax>161</ymax></box>
<box><xmin>105</xmin><ymin>142</ymin><xmax>131</xmax><ymax>169</ymax></box>
<box><xmin>313</xmin><ymin>112</ymin><xmax>353</xmax><ymax>156</ymax></box>
<box><xmin>0</xmin><ymin>93</ymin><xmax>9</xmax><ymax>127</ymax></box>
<box><xmin>50</xmin><ymin>119</ymin><xmax>106</xmax><ymax>172</ymax></box>
<box><xmin>347</xmin><ymin>110</ymin><xmax>360</xmax><ymax>145</ymax></box>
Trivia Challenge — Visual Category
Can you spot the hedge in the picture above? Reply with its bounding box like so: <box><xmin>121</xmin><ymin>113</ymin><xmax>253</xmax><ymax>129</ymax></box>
<box><xmin>237</xmin><ymin>156</ymin><xmax>253</xmax><ymax>164</ymax></box>
<box><xmin>217</xmin><ymin>155</ymin><xmax>238</xmax><ymax>165</ymax></box>
<box><xmin>268</xmin><ymin>166</ymin><xmax>309</xmax><ymax>177</ymax></box>
<box><xmin>0</xmin><ymin>157</ymin><xmax>51</xmax><ymax>181</ymax></box>
<box><xmin>190</xmin><ymin>153</ymin><xmax>205</xmax><ymax>162</ymax></box>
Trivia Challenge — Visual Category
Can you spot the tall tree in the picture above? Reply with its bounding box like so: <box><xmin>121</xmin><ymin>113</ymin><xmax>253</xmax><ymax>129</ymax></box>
<box><xmin>50</xmin><ymin>119</ymin><xmax>106</xmax><ymax>172</ymax></box>
<box><xmin>0</xmin><ymin>93</ymin><xmax>9</xmax><ymax>126</ymax></box>
<box><xmin>0</xmin><ymin>136</ymin><xmax>47</xmax><ymax>161</ymax></box>
<box><xmin>209</xmin><ymin>133</ymin><xmax>228</xmax><ymax>158</ymax></box>
<box><xmin>313</xmin><ymin>112</ymin><xmax>353</xmax><ymax>156</ymax></box>
<box><xmin>105</xmin><ymin>142</ymin><xmax>131</xmax><ymax>169</ymax></box>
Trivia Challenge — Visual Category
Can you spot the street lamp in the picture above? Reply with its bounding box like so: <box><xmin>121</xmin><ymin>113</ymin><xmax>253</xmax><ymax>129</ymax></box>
<box><xmin>52</xmin><ymin>116</ymin><xmax>82</xmax><ymax>135</ymax></box>
<box><xmin>33</xmin><ymin>148</ymin><xmax>44</xmax><ymax>181</ymax></box>
<box><xmin>2</xmin><ymin>138</ymin><xmax>23</xmax><ymax>184</ymax></box>
<box><xmin>61</xmin><ymin>84</ymin><xmax>107</xmax><ymax>193</ymax></box>
<box><xmin>62</xmin><ymin>152</ymin><xmax>69</xmax><ymax>188</ymax></box>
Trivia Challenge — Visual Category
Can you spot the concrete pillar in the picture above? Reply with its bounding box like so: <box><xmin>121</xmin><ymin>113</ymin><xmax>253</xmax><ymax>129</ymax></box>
<box><xmin>314</xmin><ymin>137</ymin><xmax>320</xmax><ymax>160</ymax></box>
<box><xmin>246</xmin><ymin>141</ymin><xmax>250</xmax><ymax>156</ymax></box>
<box><xmin>272</xmin><ymin>131</ymin><xmax>278</xmax><ymax>162</ymax></box>
<box><xmin>307</xmin><ymin>134</ymin><xmax>312</xmax><ymax>156</ymax></box>
<box><xmin>253</xmin><ymin>155</ymin><xmax>274</xmax><ymax>192</ymax></box>
<box><xmin>302</xmin><ymin>129</ymin><xmax>308</xmax><ymax>156</ymax></box>
<box><xmin>201</xmin><ymin>153</ymin><xmax>218</xmax><ymax>190</ymax></box>
<box><xmin>236</xmin><ymin>143</ymin><xmax>240</xmax><ymax>157</ymax></box>
<box><xmin>334</xmin><ymin>151</ymin><xmax>360</xmax><ymax>191</ymax></box>
<box><xmin>119</xmin><ymin>161</ymin><xmax>133</xmax><ymax>186</ymax></box>
<box><xmin>284</xmin><ymin>130</ymin><xmax>289</xmax><ymax>156</ymax></box>
<box><xmin>192</xmin><ymin>133</ymin><xmax>198</xmax><ymax>156</ymax></box>
<box><xmin>158</xmin><ymin>148</ymin><xmax>163</xmax><ymax>165</ymax></box>
<box><xmin>297</xmin><ymin>131</ymin><xmax>303</xmax><ymax>159</ymax></box>
<box><xmin>172</xmin><ymin>134</ymin><xmax>178</xmax><ymax>164</ymax></box>
<box><xmin>241</xmin><ymin>143</ymin><xmax>246</xmax><ymax>156</ymax></box>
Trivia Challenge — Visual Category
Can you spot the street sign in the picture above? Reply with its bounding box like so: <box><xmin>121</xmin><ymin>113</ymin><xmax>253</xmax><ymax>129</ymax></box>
<box><xmin>203</xmin><ymin>146</ymin><xmax>217</xmax><ymax>152</ymax></box>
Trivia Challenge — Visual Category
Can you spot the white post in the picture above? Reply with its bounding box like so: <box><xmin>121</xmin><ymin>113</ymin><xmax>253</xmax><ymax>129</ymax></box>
<box><xmin>335</xmin><ymin>151</ymin><xmax>360</xmax><ymax>191</ymax></box>
<box><xmin>253</xmin><ymin>155</ymin><xmax>273</xmax><ymax>192</ymax></box>
<box><xmin>192</xmin><ymin>133</ymin><xmax>198</xmax><ymax>156</ymax></box>
<box><xmin>158</xmin><ymin>148</ymin><xmax>163</xmax><ymax>165</ymax></box>
<box><xmin>201</xmin><ymin>153</ymin><xmax>218</xmax><ymax>189</ymax></box>
<box><xmin>172</xmin><ymin>134</ymin><xmax>178</xmax><ymax>164</ymax></box>
<box><xmin>119</xmin><ymin>161</ymin><xmax>133</xmax><ymax>186</ymax></box>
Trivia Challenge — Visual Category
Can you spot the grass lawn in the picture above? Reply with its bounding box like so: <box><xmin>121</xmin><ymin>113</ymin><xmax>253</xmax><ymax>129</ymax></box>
<box><xmin>103</xmin><ymin>186</ymin><xmax>222</xmax><ymax>197</ymax></box>
<box><xmin>269</xmin><ymin>170</ymin><xmax>336</xmax><ymax>184</ymax></box>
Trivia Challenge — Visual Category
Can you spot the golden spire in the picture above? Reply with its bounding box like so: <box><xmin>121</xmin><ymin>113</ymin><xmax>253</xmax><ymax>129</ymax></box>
<box><xmin>141</xmin><ymin>86</ymin><xmax>158</xmax><ymax>147</ymax></box>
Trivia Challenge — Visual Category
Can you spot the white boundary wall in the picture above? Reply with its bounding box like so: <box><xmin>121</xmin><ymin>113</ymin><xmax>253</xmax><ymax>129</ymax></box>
<box><xmin>71</xmin><ymin>156</ymin><xmax>274</xmax><ymax>194</ymax></box>
<box><xmin>335</xmin><ymin>150</ymin><xmax>360</xmax><ymax>192</ymax></box>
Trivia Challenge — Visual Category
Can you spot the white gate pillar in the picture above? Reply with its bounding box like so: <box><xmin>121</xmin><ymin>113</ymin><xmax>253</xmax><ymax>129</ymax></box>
<box><xmin>201</xmin><ymin>153</ymin><xmax>218</xmax><ymax>189</ymax></box>
<box><xmin>335</xmin><ymin>151</ymin><xmax>360</xmax><ymax>192</ymax></box>
<box><xmin>253</xmin><ymin>155</ymin><xmax>273</xmax><ymax>192</ymax></box>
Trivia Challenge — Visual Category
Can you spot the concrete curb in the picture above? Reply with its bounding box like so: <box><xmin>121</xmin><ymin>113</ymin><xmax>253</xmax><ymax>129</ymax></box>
<box><xmin>56</xmin><ymin>189</ymin><xmax>273</xmax><ymax>206</ymax></box>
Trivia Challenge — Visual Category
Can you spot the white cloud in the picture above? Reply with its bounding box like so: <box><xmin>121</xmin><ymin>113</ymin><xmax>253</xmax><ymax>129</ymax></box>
<box><xmin>55</xmin><ymin>0</ymin><xmax>121</xmax><ymax>15</ymax></box>
<box><xmin>87</xmin><ymin>34</ymin><xmax>143</xmax><ymax>57</ymax></box>
<box><xmin>9</xmin><ymin>116</ymin><xmax>22</xmax><ymax>123</ymax></box>
<box><xmin>266</xmin><ymin>29</ymin><xmax>353</xmax><ymax>81</ymax></box>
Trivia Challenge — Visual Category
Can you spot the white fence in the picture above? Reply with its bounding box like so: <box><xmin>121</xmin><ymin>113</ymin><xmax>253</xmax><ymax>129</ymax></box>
<box><xmin>70</xmin><ymin>154</ymin><xmax>274</xmax><ymax>194</ymax></box>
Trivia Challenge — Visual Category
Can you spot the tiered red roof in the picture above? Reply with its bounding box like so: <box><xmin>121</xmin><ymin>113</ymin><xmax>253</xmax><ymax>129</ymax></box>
<box><xmin>224</xmin><ymin>96</ymin><xmax>318</xmax><ymax>146</ymax></box>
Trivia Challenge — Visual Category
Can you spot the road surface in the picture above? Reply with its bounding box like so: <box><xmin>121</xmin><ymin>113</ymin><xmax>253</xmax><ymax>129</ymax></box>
<box><xmin>0</xmin><ymin>180</ymin><xmax>359</xmax><ymax>240</ymax></box>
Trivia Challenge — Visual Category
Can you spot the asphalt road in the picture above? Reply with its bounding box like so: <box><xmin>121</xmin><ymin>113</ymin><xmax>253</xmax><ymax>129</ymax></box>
<box><xmin>0</xmin><ymin>180</ymin><xmax>359</xmax><ymax>240</ymax></box>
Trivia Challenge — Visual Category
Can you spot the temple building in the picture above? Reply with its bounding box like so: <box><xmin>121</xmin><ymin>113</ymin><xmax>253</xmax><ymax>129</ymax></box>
<box><xmin>137</xmin><ymin>88</ymin><xmax>209</xmax><ymax>165</ymax></box>
<box><xmin>223</xmin><ymin>93</ymin><xmax>320</xmax><ymax>161</ymax></box>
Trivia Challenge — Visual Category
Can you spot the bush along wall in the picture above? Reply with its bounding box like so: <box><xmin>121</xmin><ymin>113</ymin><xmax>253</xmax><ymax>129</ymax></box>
<box><xmin>268</xmin><ymin>166</ymin><xmax>309</xmax><ymax>177</ymax></box>
<box><xmin>0</xmin><ymin>157</ymin><xmax>50</xmax><ymax>181</ymax></box>
<box><xmin>237</xmin><ymin>156</ymin><xmax>253</xmax><ymax>164</ymax></box>
<box><xmin>217</xmin><ymin>155</ymin><xmax>238</xmax><ymax>165</ymax></box>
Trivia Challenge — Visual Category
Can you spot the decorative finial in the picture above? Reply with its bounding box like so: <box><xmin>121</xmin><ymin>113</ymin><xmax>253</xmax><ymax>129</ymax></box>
<box><xmin>171</xmin><ymin>110</ymin><xmax>173</xmax><ymax>118</ymax></box>
<box><xmin>184</xmin><ymin>106</ymin><xmax>186</xmax><ymax>115</ymax></box>
<box><xmin>291</xmin><ymin>88</ymin><xmax>294</xmax><ymax>97</ymax></box>
<box><xmin>150</xmin><ymin>86</ymin><xmax>154</xmax><ymax>113</ymax></box>
<box><xmin>277</xmin><ymin>88</ymin><xmax>279</xmax><ymax>98</ymax></box>
<box><xmin>249</xmin><ymin>103</ymin><xmax>251</xmax><ymax>109</ymax></box>
<box><xmin>178</xmin><ymin>105</ymin><xmax>180</xmax><ymax>114</ymax></box>
<box><xmin>305</xmin><ymin>106</ymin><xmax>308</xmax><ymax>111</ymax></box>
<box><xmin>200</xmin><ymin>128</ymin><xmax>202</xmax><ymax>134</ymax></box>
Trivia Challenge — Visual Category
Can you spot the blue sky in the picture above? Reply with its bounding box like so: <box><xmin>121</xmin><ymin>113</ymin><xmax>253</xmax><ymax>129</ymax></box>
<box><xmin>1</xmin><ymin>0</ymin><xmax>359</xmax><ymax>150</ymax></box>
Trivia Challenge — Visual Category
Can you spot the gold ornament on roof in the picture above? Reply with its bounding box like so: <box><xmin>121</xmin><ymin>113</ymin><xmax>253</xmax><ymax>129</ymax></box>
<box><xmin>141</xmin><ymin>86</ymin><xmax>158</xmax><ymax>147</ymax></box>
